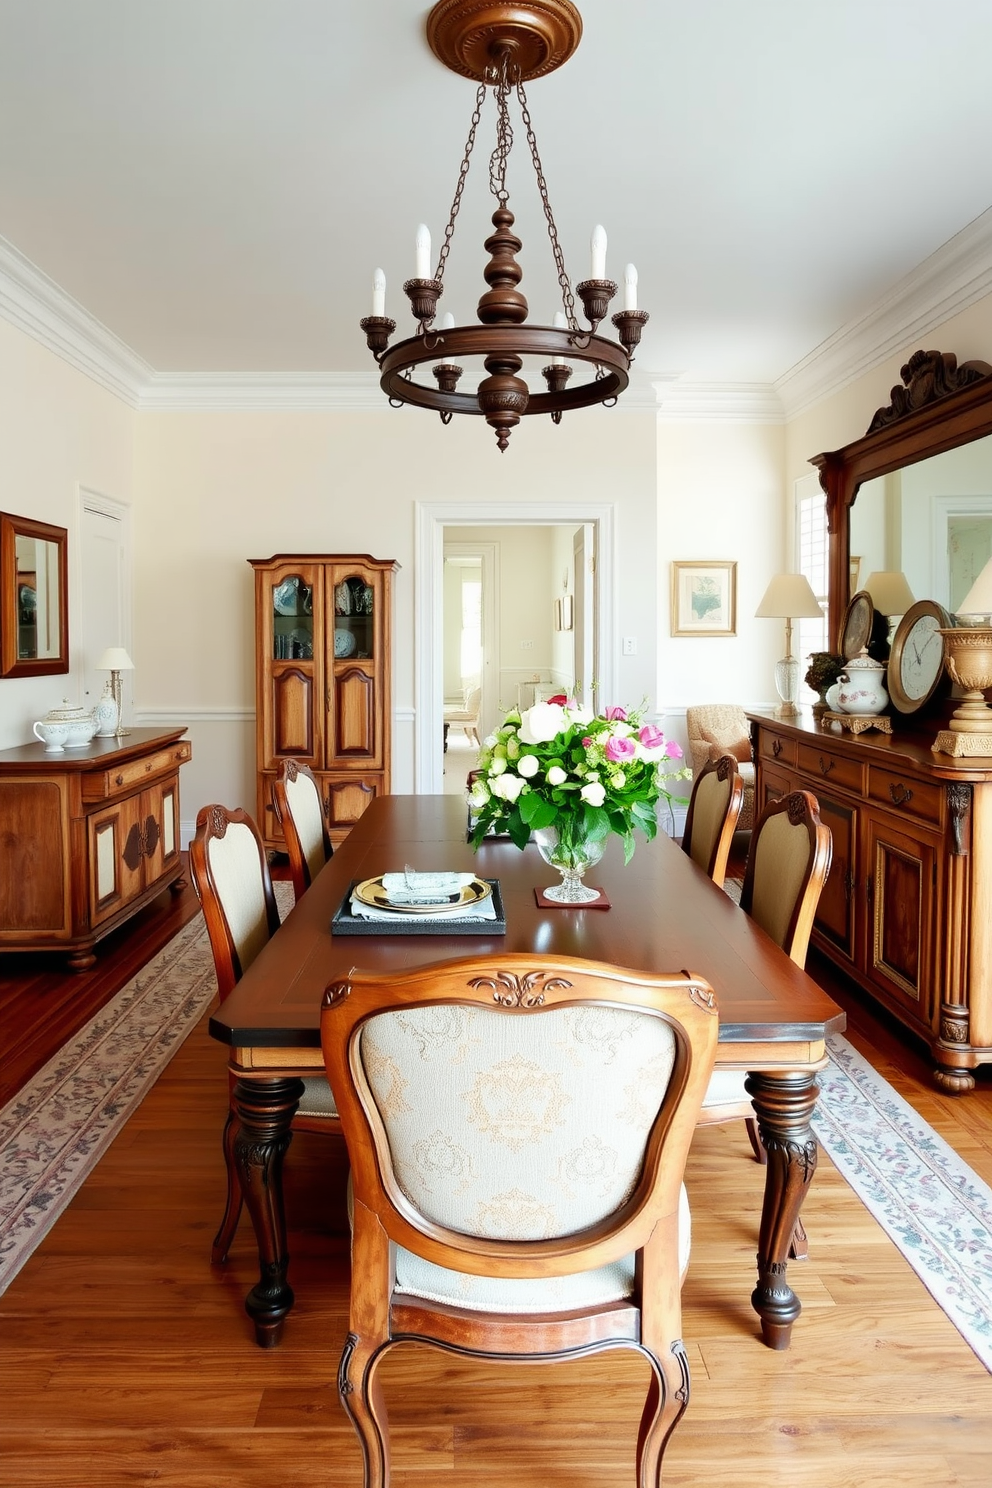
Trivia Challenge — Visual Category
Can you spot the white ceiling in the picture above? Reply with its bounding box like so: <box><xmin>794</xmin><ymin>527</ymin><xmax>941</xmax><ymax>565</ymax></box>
<box><xmin>2</xmin><ymin>0</ymin><xmax>992</xmax><ymax>386</ymax></box>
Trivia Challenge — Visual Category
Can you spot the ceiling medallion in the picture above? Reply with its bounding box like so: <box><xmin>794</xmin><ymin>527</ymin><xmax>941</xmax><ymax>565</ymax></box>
<box><xmin>359</xmin><ymin>0</ymin><xmax>648</xmax><ymax>451</ymax></box>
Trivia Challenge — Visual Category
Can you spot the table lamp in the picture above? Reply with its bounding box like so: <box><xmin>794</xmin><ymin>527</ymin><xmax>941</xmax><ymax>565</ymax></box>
<box><xmin>755</xmin><ymin>573</ymin><xmax>824</xmax><ymax>717</ymax></box>
<box><xmin>97</xmin><ymin>646</ymin><xmax>134</xmax><ymax>739</ymax></box>
<box><xmin>933</xmin><ymin>556</ymin><xmax>992</xmax><ymax>758</ymax></box>
<box><xmin>863</xmin><ymin>570</ymin><xmax>915</xmax><ymax>639</ymax></box>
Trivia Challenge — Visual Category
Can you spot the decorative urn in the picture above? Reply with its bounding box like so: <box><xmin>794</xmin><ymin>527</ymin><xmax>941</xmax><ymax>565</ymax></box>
<box><xmin>836</xmin><ymin>649</ymin><xmax>888</xmax><ymax>716</ymax></box>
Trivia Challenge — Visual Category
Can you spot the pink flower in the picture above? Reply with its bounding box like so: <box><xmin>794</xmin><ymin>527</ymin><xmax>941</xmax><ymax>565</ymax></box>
<box><xmin>604</xmin><ymin>706</ymin><xmax>628</xmax><ymax>721</ymax></box>
<box><xmin>582</xmin><ymin>736</ymin><xmax>593</xmax><ymax>748</ymax></box>
<box><xmin>665</xmin><ymin>740</ymin><xmax>683</xmax><ymax>759</ymax></box>
<box><xmin>605</xmin><ymin>735</ymin><xmax>636</xmax><ymax>762</ymax></box>
<box><xmin>638</xmin><ymin>724</ymin><xmax>666</xmax><ymax>751</ymax></box>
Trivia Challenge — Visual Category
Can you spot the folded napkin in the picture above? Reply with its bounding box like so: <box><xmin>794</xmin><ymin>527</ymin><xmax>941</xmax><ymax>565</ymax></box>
<box><xmin>379</xmin><ymin>871</ymin><xmax>476</xmax><ymax>904</ymax></box>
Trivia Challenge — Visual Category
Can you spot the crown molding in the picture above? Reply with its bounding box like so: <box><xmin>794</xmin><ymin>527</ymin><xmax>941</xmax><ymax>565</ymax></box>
<box><xmin>137</xmin><ymin>371</ymin><xmax>387</xmax><ymax>411</ymax></box>
<box><xmin>776</xmin><ymin>207</ymin><xmax>992</xmax><ymax>419</ymax></box>
<box><xmin>654</xmin><ymin>381</ymin><xmax>785</xmax><ymax>423</ymax></box>
<box><xmin>0</xmin><ymin>234</ymin><xmax>151</xmax><ymax>406</ymax></box>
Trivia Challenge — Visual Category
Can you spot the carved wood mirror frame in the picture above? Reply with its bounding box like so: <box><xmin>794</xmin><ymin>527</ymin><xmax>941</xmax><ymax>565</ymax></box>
<box><xmin>0</xmin><ymin>511</ymin><xmax>69</xmax><ymax>678</ymax></box>
<box><xmin>812</xmin><ymin>350</ymin><xmax>992</xmax><ymax>649</ymax></box>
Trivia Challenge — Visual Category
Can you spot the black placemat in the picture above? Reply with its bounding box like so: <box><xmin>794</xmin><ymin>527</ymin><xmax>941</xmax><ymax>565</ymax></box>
<box><xmin>331</xmin><ymin>879</ymin><xmax>505</xmax><ymax>936</ymax></box>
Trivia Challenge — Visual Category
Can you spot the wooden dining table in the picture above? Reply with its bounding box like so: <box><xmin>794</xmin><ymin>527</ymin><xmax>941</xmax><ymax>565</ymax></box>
<box><xmin>209</xmin><ymin>793</ymin><xmax>845</xmax><ymax>1351</ymax></box>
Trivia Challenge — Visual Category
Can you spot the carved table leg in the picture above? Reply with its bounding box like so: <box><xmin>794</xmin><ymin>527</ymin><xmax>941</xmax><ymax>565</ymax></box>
<box><xmin>744</xmin><ymin>1069</ymin><xmax>819</xmax><ymax>1350</ymax></box>
<box><xmin>232</xmin><ymin>1074</ymin><xmax>305</xmax><ymax>1348</ymax></box>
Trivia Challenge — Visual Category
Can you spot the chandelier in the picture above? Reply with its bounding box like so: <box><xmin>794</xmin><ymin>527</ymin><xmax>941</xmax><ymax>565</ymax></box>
<box><xmin>359</xmin><ymin>0</ymin><xmax>648</xmax><ymax>451</ymax></box>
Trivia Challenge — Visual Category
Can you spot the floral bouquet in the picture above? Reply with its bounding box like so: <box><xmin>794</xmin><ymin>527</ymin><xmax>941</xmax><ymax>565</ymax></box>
<box><xmin>468</xmin><ymin>697</ymin><xmax>690</xmax><ymax>867</ymax></box>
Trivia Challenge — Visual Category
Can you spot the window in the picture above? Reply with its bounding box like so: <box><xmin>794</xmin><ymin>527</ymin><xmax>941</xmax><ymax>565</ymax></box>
<box><xmin>796</xmin><ymin>473</ymin><xmax>828</xmax><ymax>701</ymax></box>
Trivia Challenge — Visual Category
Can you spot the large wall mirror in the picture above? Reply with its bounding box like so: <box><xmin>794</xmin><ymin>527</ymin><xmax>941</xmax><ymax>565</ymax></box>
<box><xmin>0</xmin><ymin>511</ymin><xmax>69</xmax><ymax>678</ymax></box>
<box><xmin>813</xmin><ymin>350</ymin><xmax>992</xmax><ymax>648</ymax></box>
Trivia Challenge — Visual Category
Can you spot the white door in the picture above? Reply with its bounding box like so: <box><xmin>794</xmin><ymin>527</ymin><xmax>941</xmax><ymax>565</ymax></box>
<box><xmin>572</xmin><ymin>524</ymin><xmax>596</xmax><ymax>709</ymax></box>
<box><xmin>79</xmin><ymin>492</ymin><xmax>131</xmax><ymax>710</ymax></box>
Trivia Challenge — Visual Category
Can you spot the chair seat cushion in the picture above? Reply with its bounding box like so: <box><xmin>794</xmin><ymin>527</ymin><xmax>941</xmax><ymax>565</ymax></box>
<box><xmin>393</xmin><ymin>1184</ymin><xmax>691</xmax><ymax>1315</ymax></box>
<box><xmin>298</xmin><ymin>1075</ymin><xmax>338</xmax><ymax>1118</ymax></box>
<box><xmin>701</xmin><ymin>1069</ymin><xmax>750</xmax><ymax>1109</ymax></box>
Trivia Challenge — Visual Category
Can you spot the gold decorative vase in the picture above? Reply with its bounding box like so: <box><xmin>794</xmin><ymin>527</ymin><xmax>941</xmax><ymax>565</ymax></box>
<box><xmin>932</xmin><ymin>626</ymin><xmax>992</xmax><ymax>758</ymax></box>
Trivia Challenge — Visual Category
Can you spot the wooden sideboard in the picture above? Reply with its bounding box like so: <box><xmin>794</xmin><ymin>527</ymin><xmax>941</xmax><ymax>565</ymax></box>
<box><xmin>749</xmin><ymin>710</ymin><xmax>992</xmax><ymax>1092</ymax></box>
<box><xmin>0</xmin><ymin>727</ymin><xmax>191</xmax><ymax>970</ymax></box>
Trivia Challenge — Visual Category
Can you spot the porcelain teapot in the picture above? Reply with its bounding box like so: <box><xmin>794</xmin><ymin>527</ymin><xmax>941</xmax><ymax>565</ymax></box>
<box><xmin>836</xmin><ymin>649</ymin><xmax>888</xmax><ymax>716</ymax></box>
<box><xmin>33</xmin><ymin>699</ymin><xmax>97</xmax><ymax>752</ymax></box>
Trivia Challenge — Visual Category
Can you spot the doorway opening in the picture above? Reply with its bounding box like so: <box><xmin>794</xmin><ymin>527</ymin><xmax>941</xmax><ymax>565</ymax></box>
<box><xmin>416</xmin><ymin>502</ymin><xmax>615</xmax><ymax>794</ymax></box>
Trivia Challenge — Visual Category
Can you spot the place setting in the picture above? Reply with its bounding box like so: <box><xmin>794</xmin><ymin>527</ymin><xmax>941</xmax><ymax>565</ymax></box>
<box><xmin>331</xmin><ymin>866</ymin><xmax>506</xmax><ymax>936</ymax></box>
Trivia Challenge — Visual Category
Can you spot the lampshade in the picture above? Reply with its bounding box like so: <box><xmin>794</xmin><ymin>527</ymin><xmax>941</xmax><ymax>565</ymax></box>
<box><xmin>957</xmin><ymin>556</ymin><xmax>992</xmax><ymax>616</ymax></box>
<box><xmin>97</xmin><ymin>647</ymin><xmax>134</xmax><ymax>671</ymax></box>
<box><xmin>754</xmin><ymin>573</ymin><xmax>823</xmax><ymax>619</ymax></box>
<box><xmin>863</xmin><ymin>570</ymin><xmax>915</xmax><ymax>615</ymax></box>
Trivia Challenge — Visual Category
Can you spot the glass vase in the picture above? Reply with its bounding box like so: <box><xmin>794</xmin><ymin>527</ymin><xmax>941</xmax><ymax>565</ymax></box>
<box><xmin>533</xmin><ymin>820</ymin><xmax>607</xmax><ymax>904</ymax></box>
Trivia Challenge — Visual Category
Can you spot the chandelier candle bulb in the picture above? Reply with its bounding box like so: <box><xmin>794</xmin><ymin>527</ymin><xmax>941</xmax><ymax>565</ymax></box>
<box><xmin>551</xmin><ymin>310</ymin><xmax>567</xmax><ymax>366</ymax></box>
<box><xmin>623</xmin><ymin>264</ymin><xmax>637</xmax><ymax>311</ymax></box>
<box><xmin>439</xmin><ymin>312</ymin><xmax>455</xmax><ymax>331</ymax></box>
<box><xmin>415</xmin><ymin>224</ymin><xmax>432</xmax><ymax>280</ymax></box>
<box><xmin>371</xmin><ymin>269</ymin><xmax>386</xmax><ymax>317</ymax></box>
<box><xmin>590</xmin><ymin>224</ymin><xmax>607</xmax><ymax>280</ymax></box>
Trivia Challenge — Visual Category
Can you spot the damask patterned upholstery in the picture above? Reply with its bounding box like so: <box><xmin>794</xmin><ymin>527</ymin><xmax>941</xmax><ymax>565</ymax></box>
<box><xmin>681</xmin><ymin>756</ymin><xmax>744</xmax><ymax>889</ymax></box>
<box><xmin>360</xmin><ymin>1003</ymin><xmax>689</xmax><ymax>1311</ymax></box>
<box><xmin>685</xmin><ymin>704</ymin><xmax>754</xmax><ymax>832</ymax></box>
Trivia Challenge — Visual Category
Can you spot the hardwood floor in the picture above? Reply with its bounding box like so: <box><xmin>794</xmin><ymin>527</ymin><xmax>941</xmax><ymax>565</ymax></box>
<box><xmin>1</xmin><ymin>855</ymin><xmax>991</xmax><ymax>1485</ymax></box>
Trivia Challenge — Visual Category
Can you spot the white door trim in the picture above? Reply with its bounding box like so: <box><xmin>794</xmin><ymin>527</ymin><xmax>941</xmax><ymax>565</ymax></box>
<box><xmin>415</xmin><ymin>502</ymin><xmax>616</xmax><ymax>793</ymax></box>
<box><xmin>76</xmin><ymin>485</ymin><xmax>132</xmax><ymax>699</ymax></box>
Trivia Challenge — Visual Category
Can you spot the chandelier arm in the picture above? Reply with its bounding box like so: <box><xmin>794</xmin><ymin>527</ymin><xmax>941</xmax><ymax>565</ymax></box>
<box><xmin>515</xmin><ymin>77</ymin><xmax>578</xmax><ymax>331</ymax></box>
<box><xmin>435</xmin><ymin>79</ymin><xmax>487</xmax><ymax>286</ymax></box>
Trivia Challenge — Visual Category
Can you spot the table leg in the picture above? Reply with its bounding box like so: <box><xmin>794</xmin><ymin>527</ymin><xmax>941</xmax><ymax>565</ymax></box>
<box><xmin>232</xmin><ymin>1074</ymin><xmax>305</xmax><ymax>1348</ymax></box>
<box><xmin>744</xmin><ymin>1068</ymin><xmax>819</xmax><ymax>1350</ymax></box>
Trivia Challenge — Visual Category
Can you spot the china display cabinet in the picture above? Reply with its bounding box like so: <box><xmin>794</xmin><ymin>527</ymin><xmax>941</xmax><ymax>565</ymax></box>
<box><xmin>249</xmin><ymin>554</ymin><xmax>398</xmax><ymax>849</ymax></box>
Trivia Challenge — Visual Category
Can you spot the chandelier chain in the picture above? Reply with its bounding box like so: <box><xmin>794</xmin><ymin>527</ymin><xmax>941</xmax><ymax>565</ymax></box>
<box><xmin>435</xmin><ymin>79</ymin><xmax>487</xmax><ymax>287</ymax></box>
<box><xmin>516</xmin><ymin>78</ymin><xmax>578</xmax><ymax>331</ymax></box>
<box><xmin>488</xmin><ymin>63</ymin><xmax>513</xmax><ymax>204</ymax></box>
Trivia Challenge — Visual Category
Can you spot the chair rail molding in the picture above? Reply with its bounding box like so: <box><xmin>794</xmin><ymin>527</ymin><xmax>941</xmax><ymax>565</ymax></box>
<box><xmin>415</xmin><ymin>502</ymin><xmax>617</xmax><ymax>795</ymax></box>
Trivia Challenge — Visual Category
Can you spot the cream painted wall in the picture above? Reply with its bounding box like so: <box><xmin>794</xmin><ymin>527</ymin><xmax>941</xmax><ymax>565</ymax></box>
<box><xmin>131</xmin><ymin>406</ymin><xmax>658</xmax><ymax>834</ymax></box>
<box><xmin>0</xmin><ymin>318</ymin><xmax>135</xmax><ymax>752</ymax></box>
<box><xmin>655</xmin><ymin>419</ymin><xmax>786</xmax><ymax>747</ymax></box>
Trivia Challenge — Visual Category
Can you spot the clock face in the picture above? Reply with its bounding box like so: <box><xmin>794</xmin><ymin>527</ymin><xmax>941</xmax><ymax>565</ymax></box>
<box><xmin>841</xmin><ymin>591</ymin><xmax>874</xmax><ymax>659</ymax></box>
<box><xmin>888</xmin><ymin>600</ymin><xmax>952</xmax><ymax>714</ymax></box>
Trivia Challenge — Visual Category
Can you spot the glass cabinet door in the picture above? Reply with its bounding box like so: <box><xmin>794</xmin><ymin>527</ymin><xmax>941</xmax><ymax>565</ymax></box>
<box><xmin>331</xmin><ymin>574</ymin><xmax>375</xmax><ymax>661</ymax></box>
<box><xmin>271</xmin><ymin>575</ymin><xmax>315</xmax><ymax>661</ymax></box>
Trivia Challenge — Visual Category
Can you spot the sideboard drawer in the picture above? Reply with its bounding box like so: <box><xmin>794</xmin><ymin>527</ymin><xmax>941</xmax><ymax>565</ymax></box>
<box><xmin>797</xmin><ymin>743</ymin><xmax>863</xmax><ymax>794</ymax></box>
<box><xmin>868</xmin><ymin>766</ymin><xmax>943</xmax><ymax>828</ymax></box>
<box><xmin>82</xmin><ymin>740</ymin><xmax>192</xmax><ymax>802</ymax></box>
<box><xmin>759</xmin><ymin>732</ymin><xmax>796</xmax><ymax>767</ymax></box>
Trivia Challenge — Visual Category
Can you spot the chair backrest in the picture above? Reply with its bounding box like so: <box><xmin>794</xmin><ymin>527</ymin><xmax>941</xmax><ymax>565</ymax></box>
<box><xmin>321</xmin><ymin>954</ymin><xmax>718</xmax><ymax>1288</ymax></box>
<box><xmin>740</xmin><ymin>790</ymin><xmax>833</xmax><ymax>966</ymax></box>
<box><xmin>274</xmin><ymin>759</ymin><xmax>333</xmax><ymax>901</ymax></box>
<box><xmin>680</xmin><ymin>755</ymin><xmax>744</xmax><ymax>887</ymax></box>
<box><xmin>189</xmin><ymin>804</ymin><xmax>280</xmax><ymax>998</ymax></box>
<box><xmin>685</xmin><ymin>703</ymin><xmax>751</xmax><ymax>772</ymax></box>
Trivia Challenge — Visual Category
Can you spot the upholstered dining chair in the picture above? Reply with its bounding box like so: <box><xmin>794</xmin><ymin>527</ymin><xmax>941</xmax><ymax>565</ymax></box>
<box><xmin>320</xmin><ymin>953</ymin><xmax>719</xmax><ymax>1488</ymax></box>
<box><xmin>680</xmin><ymin>754</ymin><xmax>745</xmax><ymax>889</ymax></box>
<box><xmin>443</xmin><ymin>684</ymin><xmax>482</xmax><ymax>746</ymax></box>
<box><xmin>696</xmin><ymin>789</ymin><xmax>832</xmax><ymax>1257</ymax></box>
<box><xmin>685</xmin><ymin>704</ymin><xmax>754</xmax><ymax>832</ymax></box>
<box><xmin>273</xmin><ymin>759</ymin><xmax>334</xmax><ymax>903</ymax></box>
<box><xmin>189</xmin><ymin>803</ymin><xmax>339</xmax><ymax>1264</ymax></box>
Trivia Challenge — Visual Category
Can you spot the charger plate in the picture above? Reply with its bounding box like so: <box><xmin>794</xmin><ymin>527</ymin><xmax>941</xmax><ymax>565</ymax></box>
<box><xmin>332</xmin><ymin>879</ymin><xmax>505</xmax><ymax>937</ymax></box>
<box><xmin>353</xmin><ymin>875</ymin><xmax>492</xmax><ymax>916</ymax></box>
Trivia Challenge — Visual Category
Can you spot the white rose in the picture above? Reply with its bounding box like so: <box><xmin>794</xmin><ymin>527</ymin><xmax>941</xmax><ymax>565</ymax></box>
<box><xmin>518</xmin><ymin>701</ymin><xmax>567</xmax><ymax>745</ymax></box>
<box><xmin>546</xmin><ymin>765</ymin><xmax>567</xmax><ymax>786</ymax></box>
<box><xmin>491</xmin><ymin>772</ymin><xmax>525</xmax><ymax>802</ymax></box>
<box><xmin>489</xmin><ymin>755</ymin><xmax>507</xmax><ymax>776</ymax></box>
<box><xmin>517</xmin><ymin>753</ymin><xmax>540</xmax><ymax>778</ymax></box>
<box><xmin>468</xmin><ymin>780</ymin><xmax>490</xmax><ymax>807</ymax></box>
<box><xmin>580</xmin><ymin>781</ymin><xmax>606</xmax><ymax>808</ymax></box>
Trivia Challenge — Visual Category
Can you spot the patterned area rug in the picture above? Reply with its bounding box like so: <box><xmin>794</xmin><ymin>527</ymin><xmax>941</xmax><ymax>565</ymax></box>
<box><xmin>813</xmin><ymin>1034</ymin><xmax>992</xmax><ymax>1372</ymax></box>
<box><xmin>1</xmin><ymin>897</ymin><xmax>990</xmax><ymax>1376</ymax></box>
<box><xmin>0</xmin><ymin>885</ymin><xmax>294</xmax><ymax>1297</ymax></box>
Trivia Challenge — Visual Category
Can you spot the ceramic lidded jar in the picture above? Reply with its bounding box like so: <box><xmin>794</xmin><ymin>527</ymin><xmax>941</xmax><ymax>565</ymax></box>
<box><xmin>836</xmin><ymin>649</ymin><xmax>888</xmax><ymax>715</ymax></box>
<box><xmin>93</xmin><ymin>682</ymin><xmax>119</xmax><ymax>737</ymax></box>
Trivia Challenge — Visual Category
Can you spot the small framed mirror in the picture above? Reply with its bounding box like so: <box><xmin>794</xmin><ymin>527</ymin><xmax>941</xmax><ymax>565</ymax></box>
<box><xmin>0</xmin><ymin>512</ymin><xmax>69</xmax><ymax>678</ymax></box>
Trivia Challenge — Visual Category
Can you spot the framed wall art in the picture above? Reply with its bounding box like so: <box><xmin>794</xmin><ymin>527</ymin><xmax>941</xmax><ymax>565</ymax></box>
<box><xmin>670</xmin><ymin>560</ymin><xmax>737</xmax><ymax>637</ymax></box>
